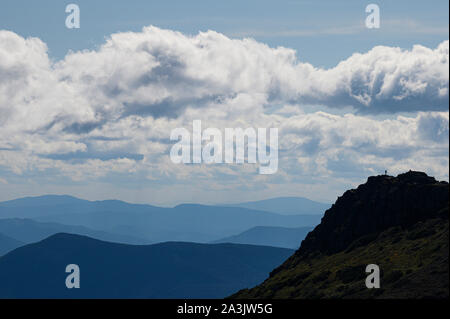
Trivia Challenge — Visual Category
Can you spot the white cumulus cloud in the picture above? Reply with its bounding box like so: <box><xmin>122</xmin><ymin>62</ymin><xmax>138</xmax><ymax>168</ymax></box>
<box><xmin>0</xmin><ymin>26</ymin><xmax>448</xmax><ymax>203</ymax></box>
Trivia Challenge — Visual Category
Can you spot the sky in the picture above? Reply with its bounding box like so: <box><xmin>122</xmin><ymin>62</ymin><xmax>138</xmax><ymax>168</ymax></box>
<box><xmin>0</xmin><ymin>0</ymin><xmax>448</xmax><ymax>67</ymax></box>
<box><xmin>0</xmin><ymin>0</ymin><xmax>448</xmax><ymax>205</ymax></box>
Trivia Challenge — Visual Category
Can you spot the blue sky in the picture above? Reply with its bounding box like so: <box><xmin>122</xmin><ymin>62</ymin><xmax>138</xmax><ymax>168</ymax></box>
<box><xmin>0</xmin><ymin>1</ymin><xmax>448</xmax><ymax>205</ymax></box>
<box><xmin>0</xmin><ymin>0</ymin><xmax>448</xmax><ymax>67</ymax></box>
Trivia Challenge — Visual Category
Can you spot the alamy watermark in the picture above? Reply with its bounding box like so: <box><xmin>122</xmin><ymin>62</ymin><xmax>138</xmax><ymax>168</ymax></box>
<box><xmin>170</xmin><ymin>120</ymin><xmax>278</xmax><ymax>174</ymax></box>
<box><xmin>365</xmin><ymin>4</ymin><xmax>380</xmax><ymax>29</ymax></box>
<box><xmin>65</xmin><ymin>264</ymin><xmax>80</xmax><ymax>289</ymax></box>
<box><xmin>365</xmin><ymin>264</ymin><xmax>380</xmax><ymax>289</ymax></box>
<box><xmin>65</xmin><ymin>4</ymin><xmax>80</xmax><ymax>29</ymax></box>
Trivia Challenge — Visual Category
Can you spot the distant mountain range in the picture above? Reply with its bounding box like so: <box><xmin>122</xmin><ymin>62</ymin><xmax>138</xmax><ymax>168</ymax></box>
<box><xmin>0</xmin><ymin>195</ymin><xmax>161</xmax><ymax>218</ymax></box>
<box><xmin>222</xmin><ymin>197</ymin><xmax>330</xmax><ymax>215</ymax></box>
<box><xmin>0</xmin><ymin>233</ymin><xmax>293</xmax><ymax>298</ymax></box>
<box><xmin>213</xmin><ymin>226</ymin><xmax>313</xmax><ymax>249</ymax></box>
<box><xmin>0</xmin><ymin>233</ymin><xmax>23</xmax><ymax>256</ymax></box>
<box><xmin>0</xmin><ymin>196</ymin><xmax>322</xmax><ymax>244</ymax></box>
<box><xmin>0</xmin><ymin>218</ymin><xmax>148</xmax><ymax>248</ymax></box>
<box><xmin>1</xmin><ymin>171</ymin><xmax>447</xmax><ymax>299</ymax></box>
<box><xmin>232</xmin><ymin>171</ymin><xmax>449</xmax><ymax>299</ymax></box>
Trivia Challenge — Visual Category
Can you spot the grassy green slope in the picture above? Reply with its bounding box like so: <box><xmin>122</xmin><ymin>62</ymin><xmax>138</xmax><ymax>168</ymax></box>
<box><xmin>232</xmin><ymin>209</ymin><xmax>449</xmax><ymax>299</ymax></box>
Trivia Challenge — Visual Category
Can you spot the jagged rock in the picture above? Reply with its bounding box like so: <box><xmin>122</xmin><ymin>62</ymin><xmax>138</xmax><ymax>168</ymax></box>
<box><xmin>298</xmin><ymin>171</ymin><xmax>448</xmax><ymax>256</ymax></box>
<box><xmin>231</xmin><ymin>171</ymin><xmax>449</xmax><ymax>299</ymax></box>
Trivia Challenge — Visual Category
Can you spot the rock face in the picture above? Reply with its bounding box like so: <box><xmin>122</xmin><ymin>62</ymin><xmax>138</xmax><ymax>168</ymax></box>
<box><xmin>231</xmin><ymin>171</ymin><xmax>449</xmax><ymax>299</ymax></box>
<box><xmin>298</xmin><ymin>171</ymin><xmax>448</xmax><ymax>256</ymax></box>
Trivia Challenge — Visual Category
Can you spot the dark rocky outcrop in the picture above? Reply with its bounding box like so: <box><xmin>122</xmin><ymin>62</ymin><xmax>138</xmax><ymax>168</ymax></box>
<box><xmin>232</xmin><ymin>171</ymin><xmax>449</xmax><ymax>299</ymax></box>
<box><xmin>298</xmin><ymin>171</ymin><xmax>448</xmax><ymax>256</ymax></box>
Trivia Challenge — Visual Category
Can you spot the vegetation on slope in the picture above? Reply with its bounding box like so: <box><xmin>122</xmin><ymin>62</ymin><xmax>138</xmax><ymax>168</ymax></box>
<box><xmin>232</xmin><ymin>172</ymin><xmax>449</xmax><ymax>299</ymax></box>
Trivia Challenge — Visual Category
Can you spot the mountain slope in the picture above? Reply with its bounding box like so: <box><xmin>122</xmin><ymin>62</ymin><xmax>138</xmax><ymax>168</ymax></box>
<box><xmin>232</xmin><ymin>171</ymin><xmax>449</xmax><ymax>299</ymax></box>
<box><xmin>213</xmin><ymin>226</ymin><xmax>313</xmax><ymax>249</ymax></box>
<box><xmin>223</xmin><ymin>197</ymin><xmax>330</xmax><ymax>215</ymax></box>
<box><xmin>0</xmin><ymin>234</ymin><xmax>293</xmax><ymax>298</ymax></box>
<box><xmin>0</xmin><ymin>233</ymin><xmax>24</xmax><ymax>256</ymax></box>
<box><xmin>0</xmin><ymin>218</ymin><xmax>148</xmax><ymax>245</ymax></box>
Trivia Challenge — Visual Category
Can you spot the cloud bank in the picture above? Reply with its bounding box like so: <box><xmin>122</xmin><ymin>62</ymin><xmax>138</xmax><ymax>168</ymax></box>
<box><xmin>0</xmin><ymin>26</ymin><xmax>448</xmax><ymax>203</ymax></box>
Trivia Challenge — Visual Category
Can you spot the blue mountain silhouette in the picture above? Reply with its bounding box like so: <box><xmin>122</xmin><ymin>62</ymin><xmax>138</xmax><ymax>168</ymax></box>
<box><xmin>0</xmin><ymin>233</ymin><xmax>23</xmax><ymax>256</ymax></box>
<box><xmin>0</xmin><ymin>233</ymin><xmax>293</xmax><ymax>298</ymax></box>
<box><xmin>213</xmin><ymin>226</ymin><xmax>313</xmax><ymax>249</ymax></box>
<box><xmin>0</xmin><ymin>196</ymin><xmax>322</xmax><ymax>243</ymax></box>
<box><xmin>222</xmin><ymin>197</ymin><xmax>330</xmax><ymax>215</ymax></box>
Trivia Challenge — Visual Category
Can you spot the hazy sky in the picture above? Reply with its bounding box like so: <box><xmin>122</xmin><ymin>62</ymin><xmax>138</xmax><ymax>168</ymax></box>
<box><xmin>0</xmin><ymin>0</ymin><xmax>448</xmax><ymax>67</ymax></box>
<box><xmin>0</xmin><ymin>1</ymin><xmax>448</xmax><ymax>205</ymax></box>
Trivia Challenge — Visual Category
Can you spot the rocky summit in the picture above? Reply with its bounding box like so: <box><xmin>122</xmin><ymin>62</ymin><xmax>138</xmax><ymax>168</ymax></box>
<box><xmin>232</xmin><ymin>171</ymin><xmax>449</xmax><ymax>299</ymax></box>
